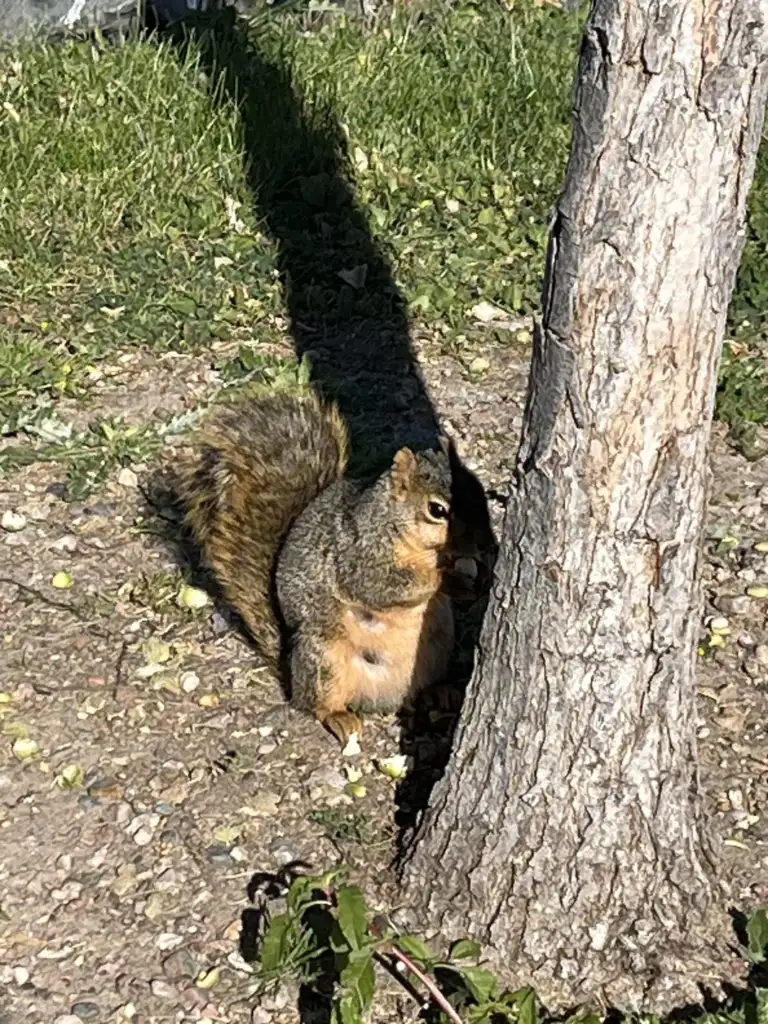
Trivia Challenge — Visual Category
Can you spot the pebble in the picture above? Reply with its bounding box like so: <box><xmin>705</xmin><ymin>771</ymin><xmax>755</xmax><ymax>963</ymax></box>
<box><xmin>162</xmin><ymin>948</ymin><xmax>200</xmax><ymax>981</ymax></box>
<box><xmin>133</xmin><ymin>826</ymin><xmax>154</xmax><ymax>847</ymax></box>
<box><xmin>51</xmin><ymin>880</ymin><xmax>83</xmax><ymax>903</ymax></box>
<box><xmin>12</xmin><ymin>965</ymin><xmax>30</xmax><ymax>986</ymax></box>
<box><xmin>71</xmin><ymin>1001</ymin><xmax>101</xmax><ymax>1019</ymax></box>
<box><xmin>112</xmin><ymin>863</ymin><xmax>138</xmax><ymax>897</ymax></box>
<box><xmin>1</xmin><ymin>509</ymin><xmax>27</xmax><ymax>532</ymax></box>
<box><xmin>54</xmin><ymin>1017</ymin><xmax>84</xmax><ymax>1024</ymax></box>
<box><xmin>156</xmin><ymin>932</ymin><xmax>184</xmax><ymax>951</ymax></box>
<box><xmin>87</xmin><ymin>776</ymin><xmax>124</xmax><ymax>801</ymax></box>
<box><xmin>144</xmin><ymin>892</ymin><xmax>167</xmax><ymax>922</ymax></box>
<box><xmin>246</xmin><ymin>791</ymin><xmax>281</xmax><ymax>816</ymax></box>
<box><xmin>180</xmin><ymin>671</ymin><xmax>200</xmax><ymax>694</ymax></box>
<box><xmin>306</xmin><ymin>766</ymin><xmax>346</xmax><ymax>791</ymax></box>
<box><xmin>117</xmin><ymin>467</ymin><xmax>139</xmax><ymax>488</ymax></box>
<box><xmin>205</xmin><ymin>844</ymin><xmax>235</xmax><ymax>869</ymax></box>
<box><xmin>150</xmin><ymin>978</ymin><xmax>178</xmax><ymax>1000</ymax></box>
<box><xmin>269</xmin><ymin>838</ymin><xmax>300</xmax><ymax>866</ymax></box>
<box><xmin>717</xmin><ymin>593</ymin><xmax>752</xmax><ymax>614</ymax></box>
<box><xmin>756</xmin><ymin>645</ymin><xmax>768</xmax><ymax>667</ymax></box>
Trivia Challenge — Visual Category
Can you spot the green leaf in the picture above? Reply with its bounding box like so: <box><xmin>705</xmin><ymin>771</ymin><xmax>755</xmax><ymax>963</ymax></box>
<box><xmin>258</xmin><ymin>913</ymin><xmax>291</xmax><ymax>974</ymax></box>
<box><xmin>395</xmin><ymin>934</ymin><xmax>437</xmax><ymax>964</ymax></box>
<box><xmin>449</xmin><ymin>939</ymin><xmax>482</xmax><ymax>960</ymax></box>
<box><xmin>516</xmin><ymin>986</ymin><xmax>538</xmax><ymax>1024</ymax></box>
<box><xmin>337</xmin><ymin>885</ymin><xmax>368</xmax><ymax>952</ymax></box>
<box><xmin>165</xmin><ymin>295</ymin><xmax>198</xmax><ymax>317</ymax></box>
<box><xmin>334</xmin><ymin>951</ymin><xmax>376</xmax><ymax>1024</ymax></box>
<box><xmin>747</xmin><ymin>909</ymin><xmax>768</xmax><ymax>962</ymax></box>
<box><xmin>453</xmin><ymin>965</ymin><xmax>498</xmax><ymax>1003</ymax></box>
<box><xmin>286</xmin><ymin>876</ymin><xmax>317</xmax><ymax>913</ymax></box>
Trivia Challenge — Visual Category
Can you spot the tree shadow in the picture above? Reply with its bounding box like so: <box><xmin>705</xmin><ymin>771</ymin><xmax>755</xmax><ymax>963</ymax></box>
<box><xmin>164</xmin><ymin>2</ymin><xmax>440</xmax><ymax>465</ymax></box>
<box><xmin>151</xmin><ymin>0</ymin><xmax>496</xmax><ymax>849</ymax></box>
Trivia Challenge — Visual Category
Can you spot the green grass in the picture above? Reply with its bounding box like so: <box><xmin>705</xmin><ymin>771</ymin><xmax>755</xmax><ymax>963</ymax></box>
<box><xmin>0</xmin><ymin>0</ymin><xmax>766</xmax><ymax>476</ymax></box>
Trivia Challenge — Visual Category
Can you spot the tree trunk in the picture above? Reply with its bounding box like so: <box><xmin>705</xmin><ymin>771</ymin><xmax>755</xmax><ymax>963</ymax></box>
<box><xmin>402</xmin><ymin>0</ymin><xmax>768</xmax><ymax>1012</ymax></box>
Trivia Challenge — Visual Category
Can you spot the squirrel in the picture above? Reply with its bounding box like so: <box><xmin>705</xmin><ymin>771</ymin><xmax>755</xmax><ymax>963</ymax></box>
<box><xmin>179</xmin><ymin>392</ymin><xmax>490</xmax><ymax>744</ymax></box>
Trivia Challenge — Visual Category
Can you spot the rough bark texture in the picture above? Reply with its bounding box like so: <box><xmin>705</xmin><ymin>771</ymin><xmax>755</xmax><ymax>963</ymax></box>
<box><xmin>402</xmin><ymin>0</ymin><xmax>768</xmax><ymax>1012</ymax></box>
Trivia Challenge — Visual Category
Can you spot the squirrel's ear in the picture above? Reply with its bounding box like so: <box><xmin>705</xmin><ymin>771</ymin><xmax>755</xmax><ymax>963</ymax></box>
<box><xmin>391</xmin><ymin>447</ymin><xmax>418</xmax><ymax>500</ymax></box>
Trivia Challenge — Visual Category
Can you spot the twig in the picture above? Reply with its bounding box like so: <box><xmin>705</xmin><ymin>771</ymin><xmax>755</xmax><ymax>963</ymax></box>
<box><xmin>386</xmin><ymin>944</ymin><xmax>465</xmax><ymax>1024</ymax></box>
<box><xmin>367</xmin><ymin>918</ymin><xmax>465</xmax><ymax>1024</ymax></box>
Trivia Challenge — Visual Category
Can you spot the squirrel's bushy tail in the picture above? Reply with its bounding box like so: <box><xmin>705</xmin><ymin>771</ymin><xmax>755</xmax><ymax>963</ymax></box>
<box><xmin>179</xmin><ymin>393</ymin><xmax>349</xmax><ymax>669</ymax></box>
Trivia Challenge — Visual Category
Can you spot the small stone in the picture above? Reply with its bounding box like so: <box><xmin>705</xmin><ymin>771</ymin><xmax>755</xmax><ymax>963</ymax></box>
<box><xmin>12</xmin><ymin>965</ymin><xmax>30</xmax><ymax>986</ymax></box>
<box><xmin>150</xmin><ymin>978</ymin><xmax>177</xmax><ymax>999</ymax></box>
<box><xmin>245</xmin><ymin>791</ymin><xmax>282</xmax><ymax>815</ymax></box>
<box><xmin>162</xmin><ymin>948</ymin><xmax>199</xmax><ymax>981</ymax></box>
<box><xmin>227</xmin><ymin>950</ymin><xmax>253</xmax><ymax>974</ymax></box>
<box><xmin>115</xmin><ymin>1004</ymin><xmax>136</xmax><ymax>1021</ymax></box>
<box><xmin>117</xmin><ymin>468</ymin><xmax>139</xmax><ymax>488</ymax></box>
<box><xmin>51</xmin><ymin>534</ymin><xmax>78</xmax><ymax>552</ymax></box>
<box><xmin>133</xmin><ymin>827</ymin><xmax>154</xmax><ymax>847</ymax></box>
<box><xmin>112</xmin><ymin>864</ymin><xmax>138</xmax><ymax>897</ymax></box>
<box><xmin>747</xmin><ymin>585</ymin><xmax>768</xmax><ymax>598</ymax></box>
<box><xmin>708</xmin><ymin>615</ymin><xmax>730</xmax><ymax>633</ymax></box>
<box><xmin>54</xmin><ymin>1017</ymin><xmax>84</xmax><ymax>1024</ymax></box>
<box><xmin>205</xmin><ymin>844</ymin><xmax>234</xmax><ymax>869</ymax></box>
<box><xmin>71</xmin><ymin>1001</ymin><xmax>100</xmax><ymax>1020</ymax></box>
<box><xmin>756</xmin><ymin>645</ymin><xmax>768</xmax><ymax>667</ymax></box>
<box><xmin>51</xmin><ymin>880</ymin><xmax>83</xmax><ymax>903</ymax></box>
<box><xmin>469</xmin><ymin>356</ymin><xmax>490</xmax><ymax>374</ymax></box>
<box><xmin>728</xmin><ymin>788</ymin><xmax>744</xmax><ymax>810</ymax></box>
<box><xmin>754</xmin><ymin>540</ymin><xmax>768</xmax><ymax>553</ymax></box>
<box><xmin>144</xmin><ymin>892</ymin><xmax>167</xmax><ymax>922</ymax></box>
<box><xmin>257</xmin><ymin>742</ymin><xmax>277</xmax><ymax>755</ymax></box>
<box><xmin>307</xmin><ymin>768</ymin><xmax>347</xmax><ymax>795</ymax></box>
<box><xmin>156</xmin><ymin>932</ymin><xmax>184</xmax><ymax>951</ymax></box>
<box><xmin>1</xmin><ymin>510</ymin><xmax>26</xmax><ymax>532</ymax></box>
<box><xmin>180</xmin><ymin>671</ymin><xmax>200</xmax><ymax>694</ymax></box>
<box><xmin>269</xmin><ymin>838</ymin><xmax>299</xmax><ymax>866</ymax></box>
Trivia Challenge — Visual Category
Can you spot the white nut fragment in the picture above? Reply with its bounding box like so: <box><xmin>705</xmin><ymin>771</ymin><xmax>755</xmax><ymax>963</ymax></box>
<box><xmin>341</xmin><ymin>733</ymin><xmax>361</xmax><ymax>757</ymax></box>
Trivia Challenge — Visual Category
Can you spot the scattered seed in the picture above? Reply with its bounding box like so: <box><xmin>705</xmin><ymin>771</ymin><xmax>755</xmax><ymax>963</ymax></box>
<box><xmin>342</xmin><ymin>733</ymin><xmax>361</xmax><ymax>757</ymax></box>
<box><xmin>195</xmin><ymin>966</ymin><xmax>220</xmax><ymax>990</ymax></box>
<box><xmin>51</xmin><ymin>571</ymin><xmax>73</xmax><ymax>589</ymax></box>
<box><xmin>376</xmin><ymin>755</ymin><xmax>408</xmax><ymax>779</ymax></box>
<box><xmin>11</xmin><ymin>737</ymin><xmax>39</xmax><ymax>761</ymax></box>
<box><xmin>177</xmin><ymin>585</ymin><xmax>210</xmax><ymax>610</ymax></box>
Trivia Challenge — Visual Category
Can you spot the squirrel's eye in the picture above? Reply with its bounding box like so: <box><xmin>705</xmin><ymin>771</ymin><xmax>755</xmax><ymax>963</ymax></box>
<box><xmin>427</xmin><ymin>500</ymin><xmax>449</xmax><ymax>521</ymax></box>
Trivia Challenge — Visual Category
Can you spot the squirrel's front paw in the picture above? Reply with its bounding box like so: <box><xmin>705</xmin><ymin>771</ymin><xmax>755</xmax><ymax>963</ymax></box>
<box><xmin>319</xmin><ymin>709</ymin><xmax>363</xmax><ymax>746</ymax></box>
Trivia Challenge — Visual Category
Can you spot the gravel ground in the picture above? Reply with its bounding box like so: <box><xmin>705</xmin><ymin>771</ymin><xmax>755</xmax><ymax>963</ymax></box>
<box><xmin>1</xmin><ymin>332</ymin><xmax>767</xmax><ymax>1024</ymax></box>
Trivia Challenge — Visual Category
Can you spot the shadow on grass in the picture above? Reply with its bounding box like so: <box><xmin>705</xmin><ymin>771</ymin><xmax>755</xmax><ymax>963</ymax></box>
<box><xmin>164</xmin><ymin>2</ymin><xmax>439</xmax><ymax>464</ymax></box>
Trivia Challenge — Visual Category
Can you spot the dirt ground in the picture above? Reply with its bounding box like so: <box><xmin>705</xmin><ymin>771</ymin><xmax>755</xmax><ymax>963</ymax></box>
<box><xmin>1</xmin><ymin>334</ymin><xmax>767</xmax><ymax>1024</ymax></box>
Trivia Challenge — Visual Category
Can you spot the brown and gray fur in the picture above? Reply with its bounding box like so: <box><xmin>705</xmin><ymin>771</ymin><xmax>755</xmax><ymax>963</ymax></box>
<box><xmin>180</xmin><ymin>393</ymin><xmax>482</xmax><ymax>743</ymax></box>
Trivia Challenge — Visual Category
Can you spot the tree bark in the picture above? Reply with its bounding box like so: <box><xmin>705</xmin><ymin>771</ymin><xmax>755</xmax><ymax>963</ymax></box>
<box><xmin>402</xmin><ymin>0</ymin><xmax>768</xmax><ymax>1012</ymax></box>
